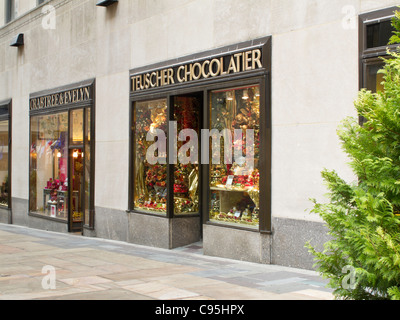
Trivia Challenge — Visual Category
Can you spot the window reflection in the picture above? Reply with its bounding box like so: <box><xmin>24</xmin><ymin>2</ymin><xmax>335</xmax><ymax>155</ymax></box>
<box><xmin>366</xmin><ymin>62</ymin><xmax>385</xmax><ymax>93</ymax></box>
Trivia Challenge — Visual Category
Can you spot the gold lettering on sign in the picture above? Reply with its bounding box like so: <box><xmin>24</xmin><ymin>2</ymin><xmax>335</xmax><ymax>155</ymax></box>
<box><xmin>192</xmin><ymin>63</ymin><xmax>202</xmax><ymax>80</ymax></box>
<box><xmin>177</xmin><ymin>65</ymin><xmax>185</xmax><ymax>83</ymax></box>
<box><xmin>131</xmin><ymin>48</ymin><xmax>264</xmax><ymax>92</ymax></box>
<box><xmin>202</xmin><ymin>60</ymin><xmax>210</xmax><ymax>78</ymax></box>
<box><xmin>29</xmin><ymin>86</ymin><xmax>92</xmax><ymax>111</ymax></box>
<box><xmin>253</xmin><ymin>49</ymin><xmax>262</xmax><ymax>69</ymax></box>
<box><xmin>227</xmin><ymin>56</ymin><xmax>237</xmax><ymax>73</ymax></box>
<box><xmin>209</xmin><ymin>58</ymin><xmax>221</xmax><ymax>77</ymax></box>
<box><xmin>168</xmin><ymin>68</ymin><xmax>175</xmax><ymax>85</ymax></box>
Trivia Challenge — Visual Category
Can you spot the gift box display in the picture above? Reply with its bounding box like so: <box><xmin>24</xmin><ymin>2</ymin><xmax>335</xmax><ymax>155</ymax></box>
<box><xmin>43</xmin><ymin>177</ymin><xmax>68</xmax><ymax>219</ymax></box>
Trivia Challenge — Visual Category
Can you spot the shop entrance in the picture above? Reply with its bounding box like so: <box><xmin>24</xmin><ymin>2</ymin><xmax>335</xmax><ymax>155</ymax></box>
<box><xmin>170</xmin><ymin>92</ymin><xmax>203</xmax><ymax>241</ymax></box>
<box><xmin>67</xmin><ymin>108</ymin><xmax>91</xmax><ymax>233</ymax></box>
<box><xmin>69</xmin><ymin>148</ymin><xmax>84</xmax><ymax>232</ymax></box>
<box><xmin>29</xmin><ymin>81</ymin><xmax>94</xmax><ymax>233</ymax></box>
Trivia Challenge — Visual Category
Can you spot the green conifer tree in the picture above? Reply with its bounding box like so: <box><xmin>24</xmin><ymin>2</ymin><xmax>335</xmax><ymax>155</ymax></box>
<box><xmin>307</xmin><ymin>11</ymin><xmax>400</xmax><ymax>300</ymax></box>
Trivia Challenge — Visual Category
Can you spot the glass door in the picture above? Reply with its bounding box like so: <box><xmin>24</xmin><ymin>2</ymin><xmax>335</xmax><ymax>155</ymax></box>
<box><xmin>171</xmin><ymin>93</ymin><xmax>201</xmax><ymax>216</ymax></box>
<box><xmin>69</xmin><ymin>148</ymin><xmax>84</xmax><ymax>231</ymax></box>
<box><xmin>68</xmin><ymin>108</ymin><xmax>84</xmax><ymax>232</ymax></box>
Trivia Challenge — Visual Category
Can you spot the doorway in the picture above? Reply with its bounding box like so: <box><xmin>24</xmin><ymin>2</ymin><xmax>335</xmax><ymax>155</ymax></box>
<box><xmin>170</xmin><ymin>92</ymin><xmax>203</xmax><ymax>241</ymax></box>
<box><xmin>69</xmin><ymin>148</ymin><xmax>84</xmax><ymax>232</ymax></box>
<box><xmin>67</xmin><ymin>108</ymin><xmax>92</xmax><ymax>233</ymax></box>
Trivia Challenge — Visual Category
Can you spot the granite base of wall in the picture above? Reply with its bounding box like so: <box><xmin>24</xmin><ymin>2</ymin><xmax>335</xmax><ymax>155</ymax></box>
<box><xmin>203</xmin><ymin>224</ymin><xmax>272</xmax><ymax>264</ymax></box>
<box><xmin>128</xmin><ymin>212</ymin><xmax>169</xmax><ymax>249</ymax></box>
<box><xmin>203</xmin><ymin>217</ymin><xmax>330</xmax><ymax>270</ymax></box>
<box><xmin>11</xmin><ymin>197</ymin><xmax>68</xmax><ymax>234</ymax></box>
<box><xmin>0</xmin><ymin>208</ymin><xmax>11</xmax><ymax>224</ymax></box>
<box><xmin>271</xmin><ymin>217</ymin><xmax>330</xmax><ymax>270</ymax></box>
<box><xmin>88</xmin><ymin>206</ymin><xmax>129</xmax><ymax>242</ymax></box>
<box><xmin>127</xmin><ymin>212</ymin><xmax>201</xmax><ymax>249</ymax></box>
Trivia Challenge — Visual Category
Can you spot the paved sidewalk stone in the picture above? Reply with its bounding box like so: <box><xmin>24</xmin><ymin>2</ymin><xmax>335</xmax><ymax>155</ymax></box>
<box><xmin>0</xmin><ymin>224</ymin><xmax>334</xmax><ymax>300</ymax></box>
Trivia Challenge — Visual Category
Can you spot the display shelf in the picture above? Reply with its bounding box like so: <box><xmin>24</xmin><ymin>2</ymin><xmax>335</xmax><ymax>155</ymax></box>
<box><xmin>210</xmin><ymin>186</ymin><xmax>258</xmax><ymax>193</ymax></box>
<box><xmin>43</xmin><ymin>188</ymin><xmax>52</xmax><ymax>215</ymax></box>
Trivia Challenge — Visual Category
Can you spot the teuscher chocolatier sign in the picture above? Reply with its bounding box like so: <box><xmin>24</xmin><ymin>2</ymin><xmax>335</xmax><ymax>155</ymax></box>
<box><xmin>130</xmin><ymin>47</ymin><xmax>263</xmax><ymax>92</ymax></box>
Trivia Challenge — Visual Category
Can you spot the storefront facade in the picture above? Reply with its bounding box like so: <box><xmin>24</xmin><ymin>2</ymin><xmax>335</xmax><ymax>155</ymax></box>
<box><xmin>28</xmin><ymin>80</ymin><xmax>95</xmax><ymax>232</ymax></box>
<box><xmin>0</xmin><ymin>0</ymin><xmax>399</xmax><ymax>269</ymax></box>
<box><xmin>128</xmin><ymin>38</ymin><xmax>271</xmax><ymax>259</ymax></box>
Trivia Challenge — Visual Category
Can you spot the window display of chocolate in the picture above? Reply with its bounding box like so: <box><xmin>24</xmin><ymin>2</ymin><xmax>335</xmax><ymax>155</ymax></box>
<box><xmin>173</xmin><ymin>96</ymin><xmax>200</xmax><ymax>215</ymax></box>
<box><xmin>133</xmin><ymin>96</ymin><xmax>201</xmax><ymax>215</ymax></box>
<box><xmin>30</xmin><ymin>112</ymin><xmax>69</xmax><ymax>220</ymax></box>
<box><xmin>134</xmin><ymin>99</ymin><xmax>168</xmax><ymax>214</ymax></box>
<box><xmin>209</xmin><ymin>85</ymin><xmax>260</xmax><ymax>228</ymax></box>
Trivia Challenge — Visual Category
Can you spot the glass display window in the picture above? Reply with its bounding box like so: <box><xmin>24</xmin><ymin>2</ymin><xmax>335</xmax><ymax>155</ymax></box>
<box><xmin>131</xmin><ymin>85</ymin><xmax>265</xmax><ymax>229</ymax></box>
<box><xmin>133</xmin><ymin>99</ymin><xmax>168</xmax><ymax>215</ymax></box>
<box><xmin>0</xmin><ymin>101</ymin><xmax>11</xmax><ymax>210</ymax></box>
<box><xmin>209</xmin><ymin>85</ymin><xmax>260</xmax><ymax>228</ymax></box>
<box><xmin>29</xmin><ymin>112</ymin><xmax>69</xmax><ymax>220</ymax></box>
<box><xmin>132</xmin><ymin>94</ymin><xmax>202</xmax><ymax>217</ymax></box>
<box><xmin>0</xmin><ymin>120</ymin><xmax>9</xmax><ymax>208</ymax></box>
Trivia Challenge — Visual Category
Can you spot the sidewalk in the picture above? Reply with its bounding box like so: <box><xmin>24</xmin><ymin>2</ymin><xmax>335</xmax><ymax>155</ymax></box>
<box><xmin>0</xmin><ymin>223</ymin><xmax>334</xmax><ymax>300</ymax></box>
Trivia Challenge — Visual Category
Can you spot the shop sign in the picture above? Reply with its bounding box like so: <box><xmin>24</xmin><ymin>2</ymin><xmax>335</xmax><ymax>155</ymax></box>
<box><xmin>30</xmin><ymin>86</ymin><xmax>91</xmax><ymax>111</ymax></box>
<box><xmin>131</xmin><ymin>48</ymin><xmax>263</xmax><ymax>92</ymax></box>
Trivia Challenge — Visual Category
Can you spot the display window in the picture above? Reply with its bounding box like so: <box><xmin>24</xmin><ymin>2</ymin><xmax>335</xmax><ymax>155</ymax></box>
<box><xmin>131</xmin><ymin>85</ymin><xmax>264</xmax><ymax>228</ymax></box>
<box><xmin>129</xmin><ymin>37</ymin><xmax>271</xmax><ymax>233</ymax></box>
<box><xmin>29</xmin><ymin>81</ymin><xmax>95</xmax><ymax>232</ymax></box>
<box><xmin>29</xmin><ymin>112</ymin><xmax>69</xmax><ymax>220</ymax></box>
<box><xmin>209</xmin><ymin>85</ymin><xmax>260</xmax><ymax>228</ymax></box>
<box><xmin>133</xmin><ymin>96</ymin><xmax>202</xmax><ymax>215</ymax></box>
<box><xmin>0</xmin><ymin>101</ymin><xmax>11</xmax><ymax>210</ymax></box>
<box><xmin>0</xmin><ymin>120</ymin><xmax>10</xmax><ymax>207</ymax></box>
<box><xmin>133</xmin><ymin>99</ymin><xmax>168</xmax><ymax>214</ymax></box>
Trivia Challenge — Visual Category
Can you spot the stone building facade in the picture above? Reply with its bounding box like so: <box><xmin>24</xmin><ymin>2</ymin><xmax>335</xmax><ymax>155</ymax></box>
<box><xmin>0</xmin><ymin>0</ymin><xmax>398</xmax><ymax>269</ymax></box>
